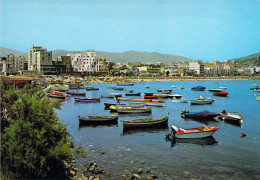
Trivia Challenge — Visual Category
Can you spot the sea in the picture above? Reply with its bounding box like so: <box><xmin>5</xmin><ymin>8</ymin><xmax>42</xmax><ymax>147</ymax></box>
<box><xmin>55</xmin><ymin>80</ymin><xmax>260</xmax><ymax>180</ymax></box>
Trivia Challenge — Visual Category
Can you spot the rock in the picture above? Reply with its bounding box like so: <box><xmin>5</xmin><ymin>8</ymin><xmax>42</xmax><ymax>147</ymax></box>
<box><xmin>94</xmin><ymin>177</ymin><xmax>99</xmax><ymax>180</ymax></box>
<box><xmin>105</xmin><ymin>171</ymin><xmax>111</xmax><ymax>176</ymax></box>
<box><xmin>137</xmin><ymin>168</ymin><xmax>143</xmax><ymax>174</ymax></box>
<box><xmin>133</xmin><ymin>174</ymin><xmax>141</xmax><ymax>179</ymax></box>
<box><xmin>89</xmin><ymin>176</ymin><xmax>94</xmax><ymax>180</ymax></box>
<box><xmin>130</xmin><ymin>160</ymin><xmax>135</xmax><ymax>164</ymax></box>
<box><xmin>89</xmin><ymin>166</ymin><xmax>95</xmax><ymax>172</ymax></box>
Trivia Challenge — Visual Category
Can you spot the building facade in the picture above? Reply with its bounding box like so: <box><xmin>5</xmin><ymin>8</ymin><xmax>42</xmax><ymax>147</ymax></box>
<box><xmin>0</xmin><ymin>54</ymin><xmax>25</xmax><ymax>75</ymax></box>
<box><xmin>189</xmin><ymin>61</ymin><xmax>204</xmax><ymax>76</ymax></box>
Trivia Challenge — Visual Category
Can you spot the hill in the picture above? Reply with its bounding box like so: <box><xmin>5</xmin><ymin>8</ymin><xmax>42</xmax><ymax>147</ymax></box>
<box><xmin>0</xmin><ymin>47</ymin><xmax>192</xmax><ymax>62</ymax></box>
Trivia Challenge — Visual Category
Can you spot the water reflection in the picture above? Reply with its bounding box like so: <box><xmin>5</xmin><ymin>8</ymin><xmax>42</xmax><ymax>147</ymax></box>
<box><xmin>121</xmin><ymin>125</ymin><xmax>169</xmax><ymax>136</ymax></box>
<box><xmin>169</xmin><ymin>136</ymin><xmax>218</xmax><ymax>148</ymax></box>
<box><xmin>78</xmin><ymin>123</ymin><xmax>118</xmax><ymax>130</ymax></box>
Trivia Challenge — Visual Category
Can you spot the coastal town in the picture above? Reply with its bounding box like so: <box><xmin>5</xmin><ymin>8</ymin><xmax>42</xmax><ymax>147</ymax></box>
<box><xmin>1</xmin><ymin>46</ymin><xmax>260</xmax><ymax>81</ymax></box>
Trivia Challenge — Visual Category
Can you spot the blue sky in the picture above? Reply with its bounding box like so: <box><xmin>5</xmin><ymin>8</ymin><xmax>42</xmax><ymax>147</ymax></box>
<box><xmin>1</xmin><ymin>0</ymin><xmax>260</xmax><ymax>61</ymax></box>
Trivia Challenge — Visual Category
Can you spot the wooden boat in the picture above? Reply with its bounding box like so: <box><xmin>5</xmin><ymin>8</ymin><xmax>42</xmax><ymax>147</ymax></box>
<box><xmin>181</xmin><ymin>110</ymin><xmax>219</xmax><ymax>118</ymax></box>
<box><xmin>109</xmin><ymin>104</ymin><xmax>145</xmax><ymax>112</ymax></box>
<box><xmin>208</xmin><ymin>89</ymin><xmax>222</xmax><ymax>92</ymax></box>
<box><xmin>153</xmin><ymin>94</ymin><xmax>169</xmax><ymax>98</ymax></box>
<box><xmin>171</xmin><ymin>125</ymin><xmax>219</xmax><ymax>139</ymax></box>
<box><xmin>171</xmin><ymin>85</ymin><xmax>178</xmax><ymax>88</ymax></box>
<box><xmin>117</xmin><ymin>83</ymin><xmax>134</xmax><ymax>86</ymax></box>
<box><xmin>157</xmin><ymin>89</ymin><xmax>172</xmax><ymax>92</ymax></box>
<box><xmin>190</xmin><ymin>96</ymin><xmax>214</xmax><ymax>105</ymax></box>
<box><xmin>130</xmin><ymin>99</ymin><xmax>151</xmax><ymax>103</ymax></box>
<box><xmin>114</xmin><ymin>87</ymin><xmax>125</xmax><ymax>91</ymax></box>
<box><xmin>122</xmin><ymin>116</ymin><xmax>168</xmax><ymax>129</ymax></box>
<box><xmin>191</xmin><ymin>86</ymin><xmax>206</xmax><ymax>91</ymax></box>
<box><xmin>214</xmin><ymin>91</ymin><xmax>229</xmax><ymax>97</ymax></box>
<box><xmin>250</xmin><ymin>86</ymin><xmax>260</xmax><ymax>90</ymax></box>
<box><xmin>144</xmin><ymin>96</ymin><xmax>158</xmax><ymax>99</ymax></box>
<box><xmin>109</xmin><ymin>93</ymin><xmax>122</xmax><ymax>97</ymax></box>
<box><xmin>125</xmin><ymin>92</ymin><xmax>141</xmax><ymax>96</ymax></box>
<box><xmin>67</xmin><ymin>91</ymin><xmax>86</xmax><ymax>96</ymax></box>
<box><xmin>74</xmin><ymin>97</ymin><xmax>100</xmax><ymax>102</ymax></box>
<box><xmin>253</xmin><ymin>89</ymin><xmax>260</xmax><ymax>92</ymax></box>
<box><xmin>144</xmin><ymin>93</ymin><xmax>154</xmax><ymax>96</ymax></box>
<box><xmin>219</xmin><ymin>111</ymin><xmax>243</xmax><ymax>124</ymax></box>
<box><xmin>101</xmin><ymin>94</ymin><xmax>115</xmax><ymax>98</ymax></box>
<box><xmin>117</xmin><ymin>97</ymin><xmax>134</xmax><ymax>101</ymax></box>
<box><xmin>78</xmin><ymin>115</ymin><xmax>118</xmax><ymax>124</ymax></box>
<box><xmin>107</xmin><ymin>86</ymin><xmax>116</xmax><ymax>89</ymax></box>
<box><xmin>104</xmin><ymin>103</ymin><xmax>126</xmax><ymax>108</ymax></box>
<box><xmin>85</xmin><ymin>87</ymin><xmax>99</xmax><ymax>91</ymax></box>
<box><xmin>117</xmin><ymin>106</ymin><xmax>152</xmax><ymax>113</ymax></box>
<box><xmin>256</xmin><ymin>94</ymin><xmax>260</xmax><ymax>101</ymax></box>
<box><xmin>171</xmin><ymin>98</ymin><xmax>188</xmax><ymax>103</ymax></box>
<box><xmin>168</xmin><ymin>94</ymin><xmax>182</xmax><ymax>99</ymax></box>
<box><xmin>219</xmin><ymin>87</ymin><xmax>228</xmax><ymax>89</ymax></box>
<box><xmin>47</xmin><ymin>91</ymin><xmax>66</xmax><ymax>99</ymax></box>
<box><xmin>145</xmin><ymin>102</ymin><xmax>166</xmax><ymax>107</ymax></box>
<box><xmin>179</xmin><ymin>86</ymin><xmax>185</xmax><ymax>89</ymax></box>
<box><xmin>161</xmin><ymin>91</ymin><xmax>172</xmax><ymax>94</ymax></box>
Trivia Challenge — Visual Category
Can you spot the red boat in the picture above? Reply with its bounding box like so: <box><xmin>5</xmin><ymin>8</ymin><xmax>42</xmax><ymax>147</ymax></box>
<box><xmin>214</xmin><ymin>91</ymin><xmax>229</xmax><ymax>97</ymax></box>
<box><xmin>144</xmin><ymin>96</ymin><xmax>159</xmax><ymax>99</ymax></box>
<box><xmin>47</xmin><ymin>91</ymin><xmax>66</xmax><ymax>99</ymax></box>
<box><xmin>144</xmin><ymin>93</ymin><xmax>154</xmax><ymax>96</ymax></box>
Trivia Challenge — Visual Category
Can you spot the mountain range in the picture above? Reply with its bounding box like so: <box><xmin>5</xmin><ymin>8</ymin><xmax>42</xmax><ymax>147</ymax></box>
<box><xmin>0</xmin><ymin>47</ymin><xmax>259</xmax><ymax>63</ymax></box>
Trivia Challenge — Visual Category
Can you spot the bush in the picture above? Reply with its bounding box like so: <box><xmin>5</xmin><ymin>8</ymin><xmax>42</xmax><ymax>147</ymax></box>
<box><xmin>1</xmin><ymin>85</ymin><xmax>75</xmax><ymax>178</ymax></box>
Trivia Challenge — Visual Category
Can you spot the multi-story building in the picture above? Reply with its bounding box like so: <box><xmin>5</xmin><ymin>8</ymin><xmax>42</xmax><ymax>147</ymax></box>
<box><xmin>189</xmin><ymin>60</ymin><xmax>204</xmax><ymax>76</ymax></box>
<box><xmin>0</xmin><ymin>54</ymin><xmax>25</xmax><ymax>75</ymax></box>
<box><xmin>28</xmin><ymin>46</ymin><xmax>55</xmax><ymax>75</ymax></box>
<box><xmin>68</xmin><ymin>51</ymin><xmax>109</xmax><ymax>75</ymax></box>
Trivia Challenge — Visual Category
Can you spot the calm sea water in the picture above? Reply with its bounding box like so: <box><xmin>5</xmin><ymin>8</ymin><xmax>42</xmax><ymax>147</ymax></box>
<box><xmin>55</xmin><ymin>80</ymin><xmax>260</xmax><ymax>179</ymax></box>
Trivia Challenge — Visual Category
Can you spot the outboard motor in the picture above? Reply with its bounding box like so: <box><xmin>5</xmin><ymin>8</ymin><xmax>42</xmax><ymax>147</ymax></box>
<box><xmin>181</xmin><ymin>109</ymin><xmax>189</xmax><ymax>115</ymax></box>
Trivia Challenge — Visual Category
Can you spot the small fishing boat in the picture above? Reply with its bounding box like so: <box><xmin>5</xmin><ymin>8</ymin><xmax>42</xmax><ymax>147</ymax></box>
<box><xmin>122</xmin><ymin>116</ymin><xmax>168</xmax><ymax>129</ymax></box>
<box><xmin>107</xmin><ymin>86</ymin><xmax>116</xmax><ymax>89</ymax></box>
<box><xmin>219</xmin><ymin>110</ymin><xmax>243</xmax><ymax>124</ymax></box>
<box><xmin>168</xmin><ymin>94</ymin><xmax>182</xmax><ymax>99</ymax></box>
<box><xmin>101</xmin><ymin>94</ymin><xmax>115</xmax><ymax>98</ymax></box>
<box><xmin>117</xmin><ymin>83</ymin><xmax>134</xmax><ymax>86</ymax></box>
<box><xmin>160</xmin><ymin>91</ymin><xmax>172</xmax><ymax>94</ymax></box>
<box><xmin>153</xmin><ymin>94</ymin><xmax>169</xmax><ymax>98</ymax></box>
<box><xmin>74</xmin><ymin>97</ymin><xmax>100</xmax><ymax>102</ymax></box>
<box><xmin>144</xmin><ymin>96</ymin><xmax>159</xmax><ymax>99</ymax></box>
<box><xmin>190</xmin><ymin>96</ymin><xmax>214</xmax><ymax>105</ymax></box>
<box><xmin>256</xmin><ymin>94</ymin><xmax>260</xmax><ymax>101</ymax></box>
<box><xmin>125</xmin><ymin>92</ymin><xmax>141</xmax><ymax>96</ymax></box>
<box><xmin>117</xmin><ymin>97</ymin><xmax>134</xmax><ymax>101</ymax></box>
<box><xmin>171</xmin><ymin>125</ymin><xmax>219</xmax><ymax>139</ymax></box>
<box><xmin>144</xmin><ymin>93</ymin><xmax>154</xmax><ymax>96</ymax></box>
<box><xmin>78</xmin><ymin>115</ymin><xmax>118</xmax><ymax>124</ymax></box>
<box><xmin>117</xmin><ymin>106</ymin><xmax>152</xmax><ymax>113</ymax></box>
<box><xmin>253</xmin><ymin>89</ymin><xmax>260</xmax><ymax>92</ymax></box>
<box><xmin>85</xmin><ymin>87</ymin><xmax>99</xmax><ymax>91</ymax></box>
<box><xmin>109</xmin><ymin>93</ymin><xmax>122</xmax><ymax>97</ymax></box>
<box><xmin>157</xmin><ymin>89</ymin><xmax>173</xmax><ymax>92</ymax></box>
<box><xmin>145</xmin><ymin>85</ymin><xmax>150</xmax><ymax>88</ymax></box>
<box><xmin>208</xmin><ymin>89</ymin><xmax>222</xmax><ymax>92</ymax></box>
<box><xmin>179</xmin><ymin>86</ymin><xmax>185</xmax><ymax>89</ymax></box>
<box><xmin>191</xmin><ymin>86</ymin><xmax>206</xmax><ymax>91</ymax></box>
<box><xmin>114</xmin><ymin>87</ymin><xmax>126</xmax><ymax>91</ymax></box>
<box><xmin>181</xmin><ymin>109</ymin><xmax>219</xmax><ymax>118</ymax></box>
<box><xmin>67</xmin><ymin>91</ymin><xmax>86</xmax><ymax>96</ymax></box>
<box><xmin>214</xmin><ymin>91</ymin><xmax>229</xmax><ymax>97</ymax></box>
<box><xmin>130</xmin><ymin>99</ymin><xmax>151</xmax><ymax>103</ymax></box>
<box><xmin>145</xmin><ymin>102</ymin><xmax>166</xmax><ymax>107</ymax></box>
<box><xmin>47</xmin><ymin>91</ymin><xmax>67</xmax><ymax>99</ymax></box>
<box><xmin>104</xmin><ymin>103</ymin><xmax>126</xmax><ymax>108</ymax></box>
<box><xmin>171</xmin><ymin>85</ymin><xmax>178</xmax><ymax>88</ymax></box>
<box><xmin>109</xmin><ymin>104</ymin><xmax>145</xmax><ymax>112</ymax></box>
<box><xmin>171</xmin><ymin>98</ymin><xmax>188</xmax><ymax>103</ymax></box>
<box><xmin>250</xmin><ymin>85</ymin><xmax>260</xmax><ymax>90</ymax></box>
<box><xmin>219</xmin><ymin>87</ymin><xmax>228</xmax><ymax>89</ymax></box>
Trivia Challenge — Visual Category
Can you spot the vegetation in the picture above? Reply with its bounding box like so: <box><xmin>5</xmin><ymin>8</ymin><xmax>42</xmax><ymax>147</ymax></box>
<box><xmin>0</xmin><ymin>83</ymin><xmax>76</xmax><ymax>179</ymax></box>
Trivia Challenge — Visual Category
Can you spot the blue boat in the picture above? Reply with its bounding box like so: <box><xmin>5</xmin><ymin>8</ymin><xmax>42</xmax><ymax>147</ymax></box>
<box><xmin>181</xmin><ymin>110</ymin><xmax>219</xmax><ymax>118</ymax></box>
<box><xmin>191</xmin><ymin>86</ymin><xmax>206</xmax><ymax>91</ymax></box>
<box><xmin>125</xmin><ymin>92</ymin><xmax>141</xmax><ymax>96</ymax></box>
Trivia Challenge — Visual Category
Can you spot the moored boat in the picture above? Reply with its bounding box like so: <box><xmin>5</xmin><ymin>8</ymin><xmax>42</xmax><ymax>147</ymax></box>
<box><xmin>214</xmin><ymin>91</ymin><xmax>229</xmax><ymax>97</ymax></box>
<box><xmin>122</xmin><ymin>116</ymin><xmax>168</xmax><ymax>129</ymax></box>
<box><xmin>130</xmin><ymin>99</ymin><xmax>151</xmax><ymax>103</ymax></box>
<box><xmin>117</xmin><ymin>97</ymin><xmax>134</xmax><ymax>101</ymax></box>
<box><xmin>104</xmin><ymin>103</ymin><xmax>126</xmax><ymax>108</ymax></box>
<box><xmin>191</xmin><ymin>86</ymin><xmax>206</xmax><ymax>91</ymax></box>
<box><xmin>117</xmin><ymin>83</ymin><xmax>134</xmax><ymax>86</ymax></box>
<box><xmin>78</xmin><ymin>115</ymin><xmax>118</xmax><ymax>124</ymax></box>
<box><xmin>171</xmin><ymin>125</ymin><xmax>219</xmax><ymax>139</ymax></box>
<box><xmin>219</xmin><ymin>110</ymin><xmax>243</xmax><ymax>124</ymax></box>
<box><xmin>153</xmin><ymin>94</ymin><xmax>169</xmax><ymax>98</ymax></box>
<box><xmin>208</xmin><ymin>89</ymin><xmax>222</xmax><ymax>92</ymax></box>
<box><xmin>250</xmin><ymin>85</ymin><xmax>260</xmax><ymax>90</ymax></box>
<box><xmin>125</xmin><ymin>92</ymin><xmax>141</xmax><ymax>96</ymax></box>
<box><xmin>168</xmin><ymin>94</ymin><xmax>182</xmax><ymax>99</ymax></box>
<box><xmin>190</xmin><ymin>96</ymin><xmax>214</xmax><ymax>105</ymax></box>
<box><xmin>117</xmin><ymin>106</ymin><xmax>152</xmax><ymax>113</ymax></box>
<box><xmin>47</xmin><ymin>91</ymin><xmax>66</xmax><ymax>99</ymax></box>
<box><xmin>181</xmin><ymin>109</ymin><xmax>219</xmax><ymax>118</ymax></box>
<box><xmin>144</xmin><ymin>96</ymin><xmax>158</xmax><ymax>99</ymax></box>
<box><xmin>157</xmin><ymin>89</ymin><xmax>172</xmax><ymax>93</ymax></box>
<box><xmin>114</xmin><ymin>87</ymin><xmax>126</xmax><ymax>91</ymax></box>
<box><xmin>74</xmin><ymin>97</ymin><xmax>100</xmax><ymax>102</ymax></box>
<box><xmin>109</xmin><ymin>104</ymin><xmax>146</xmax><ymax>112</ymax></box>
<box><xmin>85</xmin><ymin>87</ymin><xmax>99</xmax><ymax>91</ymax></box>
<box><xmin>144</xmin><ymin>93</ymin><xmax>154</xmax><ymax>96</ymax></box>
<box><xmin>171</xmin><ymin>98</ymin><xmax>188</xmax><ymax>103</ymax></box>
<box><xmin>101</xmin><ymin>94</ymin><xmax>115</xmax><ymax>98</ymax></box>
<box><xmin>219</xmin><ymin>87</ymin><xmax>228</xmax><ymax>89</ymax></box>
<box><xmin>67</xmin><ymin>91</ymin><xmax>86</xmax><ymax>96</ymax></box>
<box><xmin>145</xmin><ymin>85</ymin><xmax>150</xmax><ymax>88</ymax></box>
<box><xmin>145</xmin><ymin>102</ymin><xmax>166</xmax><ymax>107</ymax></box>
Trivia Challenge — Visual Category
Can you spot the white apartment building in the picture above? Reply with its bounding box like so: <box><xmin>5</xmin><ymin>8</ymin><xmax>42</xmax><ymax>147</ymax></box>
<box><xmin>28</xmin><ymin>46</ymin><xmax>54</xmax><ymax>74</ymax></box>
<box><xmin>189</xmin><ymin>61</ymin><xmax>204</xmax><ymax>75</ymax></box>
<box><xmin>68</xmin><ymin>51</ymin><xmax>108</xmax><ymax>74</ymax></box>
<box><xmin>0</xmin><ymin>54</ymin><xmax>25</xmax><ymax>75</ymax></box>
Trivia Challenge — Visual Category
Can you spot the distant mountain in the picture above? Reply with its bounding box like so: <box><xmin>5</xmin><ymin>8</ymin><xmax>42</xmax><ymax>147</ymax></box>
<box><xmin>234</xmin><ymin>52</ymin><xmax>260</xmax><ymax>61</ymax></box>
<box><xmin>0</xmin><ymin>47</ymin><xmax>192</xmax><ymax>63</ymax></box>
<box><xmin>0</xmin><ymin>47</ymin><xmax>27</xmax><ymax>58</ymax></box>
<box><xmin>232</xmin><ymin>52</ymin><xmax>260</xmax><ymax>67</ymax></box>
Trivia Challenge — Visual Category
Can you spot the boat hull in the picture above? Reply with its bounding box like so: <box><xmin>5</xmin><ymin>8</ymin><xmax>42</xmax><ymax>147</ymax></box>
<box><xmin>190</xmin><ymin>100</ymin><xmax>212</xmax><ymax>105</ymax></box>
<box><xmin>117</xmin><ymin>108</ymin><xmax>152</xmax><ymax>113</ymax></box>
<box><xmin>78</xmin><ymin>116</ymin><xmax>118</xmax><ymax>124</ymax></box>
<box><xmin>175</xmin><ymin>127</ymin><xmax>218</xmax><ymax>139</ymax></box>
<box><xmin>122</xmin><ymin>117</ymin><xmax>168</xmax><ymax>128</ymax></box>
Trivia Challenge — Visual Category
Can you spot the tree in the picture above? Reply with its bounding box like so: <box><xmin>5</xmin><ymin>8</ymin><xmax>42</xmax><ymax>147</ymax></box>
<box><xmin>1</xmin><ymin>84</ymin><xmax>75</xmax><ymax>178</ymax></box>
<box><xmin>166</xmin><ymin>71</ymin><xmax>170</xmax><ymax>76</ymax></box>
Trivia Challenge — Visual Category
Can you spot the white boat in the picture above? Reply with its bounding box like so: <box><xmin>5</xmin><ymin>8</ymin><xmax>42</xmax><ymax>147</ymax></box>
<box><xmin>171</xmin><ymin>125</ymin><xmax>219</xmax><ymax>139</ymax></box>
<box><xmin>208</xmin><ymin>89</ymin><xmax>222</xmax><ymax>92</ymax></box>
<box><xmin>109</xmin><ymin>93</ymin><xmax>122</xmax><ymax>97</ymax></box>
<box><xmin>117</xmin><ymin>97</ymin><xmax>134</xmax><ymax>101</ymax></box>
<box><xmin>145</xmin><ymin>102</ymin><xmax>166</xmax><ymax>107</ymax></box>
<box><xmin>171</xmin><ymin>98</ymin><xmax>188</xmax><ymax>103</ymax></box>
<box><xmin>171</xmin><ymin>85</ymin><xmax>178</xmax><ymax>88</ymax></box>
<box><xmin>145</xmin><ymin>85</ymin><xmax>150</xmax><ymax>88</ymax></box>
<box><xmin>253</xmin><ymin>89</ymin><xmax>260</xmax><ymax>92</ymax></box>
<box><xmin>219</xmin><ymin>111</ymin><xmax>243</xmax><ymax>124</ymax></box>
<box><xmin>168</xmin><ymin>94</ymin><xmax>182</xmax><ymax>99</ymax></box>
<box><xmin>256</xmin><ymin>95</ymin><xmax>260</xmax><ymax>101</ymax></box>
<box><xmin>117</xmin><ymin>107</ymin><xmax>152</xmax><ymax>113</ymax></box>
<box><xmin>219</xmin><ymin>87</ymin><xmax>228</xmax><ymax>89</ymax></box>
